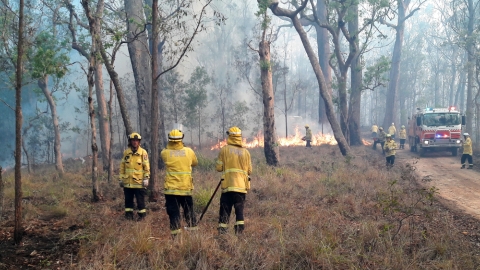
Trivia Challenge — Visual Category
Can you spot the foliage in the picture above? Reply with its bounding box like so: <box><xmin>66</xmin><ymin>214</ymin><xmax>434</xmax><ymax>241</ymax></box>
<box><xmin>30</xmin><ymin>32</ymin><xmax>70</xmax><ymax>79</ymax></box>
<box><xmin>362</xmin><ymin>55</ymin><xmax>391</xmax><ymax>91</ymax></box>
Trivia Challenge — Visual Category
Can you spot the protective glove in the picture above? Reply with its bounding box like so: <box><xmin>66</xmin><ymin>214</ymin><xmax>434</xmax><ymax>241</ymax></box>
<box><xmin>385</xmin><ymin>147</ymin><xmax>389</xmax><ymax>151</ymax></box>
<box><xmin>143</xmin><ymin>178</ymin><xmax>149</xmax><ymax>187</ymax></box>
<box><xmin>118</xmin><ymin>180</ymin><xmax>124</xmax><ymax>188</ymax></box>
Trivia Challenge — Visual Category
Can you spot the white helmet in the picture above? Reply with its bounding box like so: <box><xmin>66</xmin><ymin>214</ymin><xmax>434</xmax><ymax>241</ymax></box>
<box><xmin>464</xmin><ymin>133</ymin><xmax>470</xmax><ymax>136</ymax></box>
<box><xmin>391</xmin><ymin>123</ymin><xmax>394</xmax><ymax>125</ymax></box>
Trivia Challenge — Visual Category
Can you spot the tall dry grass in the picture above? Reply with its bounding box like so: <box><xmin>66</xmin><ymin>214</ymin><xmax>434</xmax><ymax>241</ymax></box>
<box><xmin>1</xmin><ymin>145</ymin><xmax>479</xmax><ymax>269</ymax></box>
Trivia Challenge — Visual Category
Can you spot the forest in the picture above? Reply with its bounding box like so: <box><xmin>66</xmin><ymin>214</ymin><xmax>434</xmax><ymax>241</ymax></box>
<box><xmin>1</xmin><ymin>0</ymin><xmax>480</xmax><ymax>268</ymax></box>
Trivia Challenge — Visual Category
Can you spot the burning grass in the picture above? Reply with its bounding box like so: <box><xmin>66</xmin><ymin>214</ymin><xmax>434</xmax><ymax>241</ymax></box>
<box><xmin>1</xmin><ymin>145</ymin><xmax>479</xmax><ymax>269</ymax></box>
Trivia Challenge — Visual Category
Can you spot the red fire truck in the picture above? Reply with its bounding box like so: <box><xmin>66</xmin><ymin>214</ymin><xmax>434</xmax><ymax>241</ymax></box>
<box><xmin>408</xmin><ymin>106</ymin><xmax>465</xmax><ymax>156</ymax></box>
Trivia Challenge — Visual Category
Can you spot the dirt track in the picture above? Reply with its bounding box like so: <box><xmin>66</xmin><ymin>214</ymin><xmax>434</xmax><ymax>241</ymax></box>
<box><xmin>392</xmin><ymin>146</ymin><xmax>480</xmax><ymax>219</ymax></box>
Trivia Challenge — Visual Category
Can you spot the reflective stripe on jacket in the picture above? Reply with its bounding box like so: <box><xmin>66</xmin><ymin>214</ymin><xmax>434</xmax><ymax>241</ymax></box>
<box><xmin>161</xmin><ymin>141</ymin><xmax>198</xmax><ymax>196</ymax></box>
<box><xmin>399</xmin><ymin>129</ymin><xmax>407</xmax><ymax>139</ymax></box>
<box><xmin>305</xmin><ymin>128</ymin><xmax>313</xmax><ymax>140</ymax></box>
<box><xmin>384</xmin><ymin>140</ymin><xmax>397</xmax><ymax>157</ymax></box>
<box><xmin>120</xmin><ymin>146</ymin><xmax>150</xmax><ymax>188</ymax></box>
<box><xmin>463</xmin><ymin>137</ymin><xmax>473</xmax><ymax>155</ymax></box>
<box><xmin>216</xmin><ymin>136</ymin><xmax>252</xmax><ymax>193</ymax></box>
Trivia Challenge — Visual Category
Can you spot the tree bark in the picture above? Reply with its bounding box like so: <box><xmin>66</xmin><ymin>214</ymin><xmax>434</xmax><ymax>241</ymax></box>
<box><xmin>315</xmin><ymin>0</ymin><xmax>331</xmax><ymax>124</ymax></box>
<box><xmin>124</xmin><ymin>0</ymin><xmax>152</xmax><ymax>151</ymax></box>
<box><xmin>0</xmin><ymin>166</ymin><xmax>3</xmax><ymax>222</ymax></box>
<box><xmin>383</xmin><ymin>0</ymin><xmax>410</xmax><ymax>129</ymax></box>
<box><xmin>149</xmin><ymin>0</ymin><xmax>160</xmax><ymax>202</ymax></box>
<box><xmin>14</xmin><ymin>0</ymin><xmax>25</xmax><ymax>244</ymax></box>
<box><xmin>348</xmin><ymin>3</ymin><xmax>362</xmax><ymax>146</ymax></box>
<box><xmin>465</xmin><ymin>0</ymin><xmax>474</xmax><ymax>134</ymax></box>
<box><xmin>81</xmin><ymin>0</ymin><xmax>103</xmax><ymax>202</ymax></box>
<box><xmin>38</xmin><ymin>76</ymin><xmax>64</xmax><ymax>175</ymax></box>
<box><xmin>269</xmin><ymin>1</ymin><xmax>351</xmax><ymax>156</ymax></box>
<box><xmin>259</xmin><ymin>40</ymin><xmax>280</xmax><ymax>166</ymax></box>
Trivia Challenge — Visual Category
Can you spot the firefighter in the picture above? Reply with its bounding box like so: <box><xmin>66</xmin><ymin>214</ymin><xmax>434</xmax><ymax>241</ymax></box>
<box><xmin>161</xmin><ymin>129</ymin><xmax>199</xmax><ymax>237</ymax></box>
<box><xmin>384</xmin><ymin>134</ymin><xmax>397</xmax><ymax>168</ymax></box>
<box><xmin>388</xmin><ymin>123</ymin><xmax>396</xmax><ymax>140</ymax></box>
<box><xmin>399</xmin><ymin>125</ymin><xmax>407</xmax><ymax>149</ymax></box>
<box><xmin>371</xmin><ymin>124</ymin><xmax>379</xmax><ymax>150</ymax></box>
<box><xmin>377</xmin><ymin>127</ymin><xmax>387</xmax><ymax>154</ymax></box>
<box><xmin>304</xmin><ymin>125</ymin><xmax>313</xmax><ymax>148</ymax></box>
<box><xmin>216</xmin><ymin>126</ymin><xmax>252</xmax><ymax>235</ymax></box>
<box><xmin>371</xmin><ymin>124</ymin><xmax>378</xmax><ymax>138</ymax></box>
<box><xmin>119</xmin><ymin>132</ymin><xmax>150</xmax><ymax>220</ymax></box>
<box><xmin>461</xmin><ymin>133</ymin><xmax>473</xmax><ymax>169</ymax></box>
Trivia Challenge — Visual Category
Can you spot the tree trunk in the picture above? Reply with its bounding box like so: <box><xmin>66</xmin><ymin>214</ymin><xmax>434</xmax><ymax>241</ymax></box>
<box><xmin>124</xmin><ymin>0</ymin><xmax>152</xmax><ymax>151</ymax></box>
<box><xmin>383</xmin><ymin>0</ymin><xmax>408</xmax><ymax>129</ymax></box>
<box><xmin>259</xmin><ymin>40</ymin><xmax>280</xmax><ymax>166</ymax></box>
<box><xmin>0</xmin><ymin>166</ymin><xmax>3</xmax><ymax>221</ymax></box>
<box><xmin>269</xmin><ymin>2</ymin><xmax>351</xmax><ymax>156</ymax></box>
<box><xmin>97</xmin><ymin>40</ymin><xmax>133</xmax><ymax>135</ymax></box>
<box><xmin>14</xmin><ymin>0</ymin><xmax>25</xmax><ymax>244</ymax></box>
<box><xmin>88</xmin><ymin>71</ymin><xmax>100</xmax><ymax>202</ymax></box>
<box><xmin>337</xmin><ymin>75</ymin><xmax>349</xmax><ymax>142</ymax></box>
<box><xmin>38</xmin><ymin>76</ymin><xmax>64</xmax><ymax>175</ymax></box>
<box><xmin>94</xmin><ymin>65</ymin><xmax>110</xmax><ymax>170</ymax></box>
<box><xmin>315</xmin><ymin>0</ymin><xmax>331</xmax><ymax>124</ymax></box>
<box><xmin>21</xmin><ymin>137</ymin><xmax>32</xmax><ymax>174</ymax></box>
<box><xmin>81</xmin><ymin>0</ymin><xmax>103</xmax><ymax>202</ymax></box>
<box><xmin>149</xmin><ymin>0</ymin><xmax>160</xmax><ymax>202</ymax></box>
<box><xmin>108</xmin><ymin>81</ymin><xmax>114</xmax><ymax>183</ymax></box>
<box><xmin>465</xmin><ymin>0</ymin><xmax>474</xmax><ymax>135</ymax></box>
<box><xmin>348</xmin><ymin>3</ymin><xmax>362</xmax><ymax>146</ymax></box>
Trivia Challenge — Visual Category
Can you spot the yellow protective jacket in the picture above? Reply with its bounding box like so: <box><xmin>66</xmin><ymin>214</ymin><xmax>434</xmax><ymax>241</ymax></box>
<box><xmin>371</xmin><ymin>125</ymin><xmax>378</xmax><ymax>133</ymax></box>
<box><xmin>120</xmin><ymin>146</ymin><xmax>150</xmax><ymax>188</ymax></box>
<box><xmin>463</xmin><ymin>137</ymin><xmax>473</xmax><ymax>155</ymax></box>
<box><xmin>161</xmin><ymin>141</ymin><xmax>198</xmax><ymax>196</ymax></box>
<box><xmin>216</xmin><ymin>136</ymin><xmax>252</xmax><ymax>193</ymax></box>
<box><xmin>388</xmin><ymin>125</ymin><xmax>396</xmax><ymax>136</ymax></box>
<box><xmin>384</xmin><ymin>140</ymin><xmax>397</xmax><ymax>157</ymax></box>
<box><xmin>399</xmin><ymin>128</ymin><xmax>407</xmax><ymax>139</ymax></box>
<box><xmin>305</xmin><ymin>128</ymin><xmax>312</xmax><ymax>140</ymax></box>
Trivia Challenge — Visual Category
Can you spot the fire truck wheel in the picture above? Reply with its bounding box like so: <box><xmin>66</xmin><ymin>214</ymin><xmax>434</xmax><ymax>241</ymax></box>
<box><xmin>419</xmin><ymin>148</ymin><xmax>426</xmax><ymax>157</ymax></box>
<box><xmin>451</xmin><ymin>148</ymin><xmax>458</xmax><ymax>156</ymax></box>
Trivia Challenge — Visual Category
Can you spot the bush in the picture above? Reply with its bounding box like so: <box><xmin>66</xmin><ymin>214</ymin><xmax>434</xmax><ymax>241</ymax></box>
<box><xmin>196</xmin><ymin>154</ymin><xmax>216</xmax><ymax>171</ymax></box>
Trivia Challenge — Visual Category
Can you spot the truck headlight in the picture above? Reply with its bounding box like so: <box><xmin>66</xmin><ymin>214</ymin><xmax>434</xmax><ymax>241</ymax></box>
<box><xmin>424</xmin><ymin>140</ymin><xmax>429</xmax><ymax>145</ymax></box>
<box><xmin>456</xmin><ymin>140</ymin><xmax>461</xmax><ymax>144</ymax></box>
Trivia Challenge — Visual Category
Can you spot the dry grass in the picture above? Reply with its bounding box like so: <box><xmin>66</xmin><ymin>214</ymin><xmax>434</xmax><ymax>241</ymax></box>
<box><xmin>1</xmin><ymin>145</ymin><xmax>480</xmax><ymax>269</ymax></box>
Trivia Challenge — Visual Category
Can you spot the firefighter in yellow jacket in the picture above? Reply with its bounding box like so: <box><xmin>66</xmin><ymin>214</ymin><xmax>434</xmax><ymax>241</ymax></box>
<box><xmin>384</xmin><ymin>134</ymin><xmax>397</xmax><ymax>168</ymax></box>
<box><xmin>216</xmin><ymin>126</ymin><xmax>252</xmax><ymax>234</ymax></box>
<box><xmin>304</xmin><ymin>125</ymin><xmax>313</xmax><ymax>148</ymax></box>
<box><xmin>461</xmin><ymin>133</ymin><xmax>473</xmax><ymax>169</ymax></box>
<box><xmin>161</xmin><ymin>129</ymin><xmax>198</xmax><ymax>237</ymax></box>
<box><xmin>119</xmin><ymin>132</ymin><xmax>150</xmax><ymax>220</ymax></box>
<box><xmin>399</xmin><ymin>125</ymin><xmax>407</xmax><ymax>149</ymax></box>
<box><xmin>388</xmin><ymin>123</ymin><xmax>396</xmax><ymax>140</ymax></box>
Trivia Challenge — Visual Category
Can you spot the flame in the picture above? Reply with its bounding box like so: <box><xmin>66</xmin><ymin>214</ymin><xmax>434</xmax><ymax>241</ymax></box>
<box><xmin>210</xmin><ymin>128</ymin><xmax>342</xmax><ymax>150</ymax></box>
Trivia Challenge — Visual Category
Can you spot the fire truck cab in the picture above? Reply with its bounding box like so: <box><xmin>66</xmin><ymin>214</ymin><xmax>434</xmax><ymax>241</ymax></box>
<box><xmin>408</xmin><ymin>106</ymin><xmax>465</xmax><ymax>157</ymax></box>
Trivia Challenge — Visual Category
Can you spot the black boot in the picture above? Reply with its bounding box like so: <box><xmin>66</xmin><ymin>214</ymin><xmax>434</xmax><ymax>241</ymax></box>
<box><xmin>234</xmin><ymin>224</ymin><xmax>244</xmax><ymax>235</ymax></box>
<box><xmin>125</xmin><ymin>211</ymin><xmax>134</xmax><ymax>220</ymax></box>
<box><xmin>137</xmin><ymin>212</ymin><xmax>146</xmax><ymax>221</ymax></box>
<box><xmin>218</xmin><ymin>227</ymin><xmax>228</xmax><ymax>235</ymax></box>
<box><xmin>468</xmin><ymin>165</ymin><xmax>473</xmax><ymax>169</ymax></box>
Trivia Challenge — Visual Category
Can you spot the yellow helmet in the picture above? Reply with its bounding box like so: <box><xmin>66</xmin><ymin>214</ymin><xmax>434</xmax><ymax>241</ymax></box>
<box><xmin>226</xmin><ymin>126</ymin><xmax>242</xmax><ymax>136</ymax></box>
<box><xmin>128</xmin><ymin>132</ymin><xmax>141</xmax><ymax>140</ymax></box>
<box><xmin>305</xmin><ymin>125</ymin><xmax>309</xmax><ymax>128</ymax></box>
<box><xmin>168</xmin><ymin>129</ymin><xmax>184</xmax><ymax>141</ymax></box>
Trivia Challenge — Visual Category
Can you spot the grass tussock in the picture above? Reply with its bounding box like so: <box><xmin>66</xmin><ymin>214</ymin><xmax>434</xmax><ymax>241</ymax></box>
<box><xmin>1</xmin><ymin>145</ymin><xmax>479</xmax><ymax>269</ymax></box>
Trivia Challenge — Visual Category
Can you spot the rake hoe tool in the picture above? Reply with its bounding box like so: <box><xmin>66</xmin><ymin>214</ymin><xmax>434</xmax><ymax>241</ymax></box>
<box><xmin>197</xmin><ymin>179</ymin><xmax>222</xmax><ymax>225</ymax></box>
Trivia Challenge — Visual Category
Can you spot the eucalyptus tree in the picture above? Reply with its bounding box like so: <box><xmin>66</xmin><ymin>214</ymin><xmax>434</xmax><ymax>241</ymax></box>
<box><xmin>381</xmin><ymin>0</ymin><xmax>424</xmax><ymax>130</ymax></box>
<box><xmin>251</xmin><ymin>0</ymin><xmax>280</xmax><ymax>166</ymax></box>
<box><xmin>267</xmin><ymin>0</ymin><xmax>351</xmax><ymax>156</ymax></box>
<box><xmin>15</xmin><ymin>0</ymin><xmax>26</xmax><ymax>245</ymax></box>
